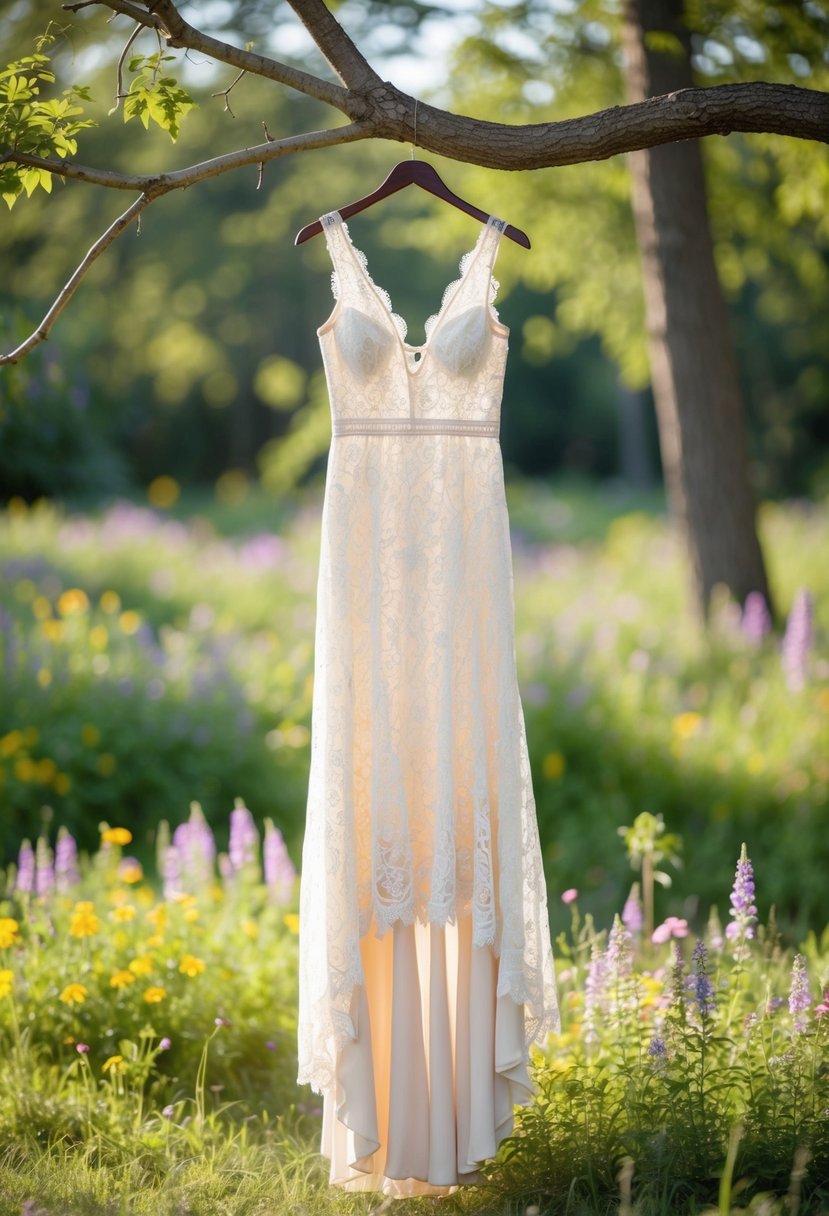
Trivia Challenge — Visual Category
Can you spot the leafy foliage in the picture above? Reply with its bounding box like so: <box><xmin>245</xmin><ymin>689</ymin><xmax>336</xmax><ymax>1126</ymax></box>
<box><xmin>118</xmin><ymin>51</ymin><xmax>196</xmax><ymax>140</ymax></box>
<box><xmin>0</xmin><ymin>26</ymin><xmax>95</xmax><ymax>210</ymax></box>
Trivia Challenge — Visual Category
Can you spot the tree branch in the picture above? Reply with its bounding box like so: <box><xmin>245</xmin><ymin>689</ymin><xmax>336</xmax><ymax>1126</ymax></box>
<box><xmin>63</xmin><ymin>0</ymin><xmax>358</xmax><ymax>113</ymax></box>
<box><xmin>1</xmin><ymin>121</ymin><xmax>369</xmax><ymax>195</ymax></box>
<box><xmin>0</xmin><ymin>122</ymin><xmax>367</xmax><ymax>364</ymax></box>
<box><xmin>283</xmin><ymin>0</ymin><xmax>383</xmax><ymax>92</ymax></box>
<box><xmin>1</xmin><ymin>193</ymin><xmax>150</xmax><ymax>365</ymax></box>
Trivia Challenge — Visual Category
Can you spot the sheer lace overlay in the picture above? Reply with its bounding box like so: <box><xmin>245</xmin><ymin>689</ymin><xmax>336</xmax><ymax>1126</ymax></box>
<box><xmin>298</xmin><ymin>213</ymin><xmax>560</xmax><ymax>1154</ymax></box>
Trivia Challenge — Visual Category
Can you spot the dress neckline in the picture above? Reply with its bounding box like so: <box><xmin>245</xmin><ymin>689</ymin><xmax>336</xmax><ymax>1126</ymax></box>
<box><xmin>327</xmin><ymin>211</ymin><xmax>500</xmax><ymax>379</ymax></box>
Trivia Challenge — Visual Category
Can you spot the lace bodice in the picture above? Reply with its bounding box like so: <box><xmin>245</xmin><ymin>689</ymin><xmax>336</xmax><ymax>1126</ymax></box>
<box><xmin>318</xmin><ymin>213</ymin><xmax>509</xmax><ymax>436</ymax></box>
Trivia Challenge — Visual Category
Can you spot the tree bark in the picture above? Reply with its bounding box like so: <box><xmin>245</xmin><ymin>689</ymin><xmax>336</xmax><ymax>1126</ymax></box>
<box><xmin>621</xmin><ymin>0</ymin><xmax>773</xmax><ymax>622</ymax></box>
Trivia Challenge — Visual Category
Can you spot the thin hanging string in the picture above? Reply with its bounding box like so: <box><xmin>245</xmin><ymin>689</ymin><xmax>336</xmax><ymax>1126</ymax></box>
<box><xmin>411</xmin><ymin>98</ymin><xmax>418</xmax><ymax>159</ymax></box>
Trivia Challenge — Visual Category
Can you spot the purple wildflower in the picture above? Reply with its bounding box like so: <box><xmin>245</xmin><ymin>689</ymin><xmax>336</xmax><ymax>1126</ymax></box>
<box><xmin>75</xmin><ymin>1042</ymin><xmax>90</xmax><ymax>1054</ymax></box>
<box><xmin>15</xmin><ymin>839</ymin><xmax>35</xmax><ymax>893</ymax></box>
<box><xmin>159</xmin><ymin>1037</ymin><xmax>172</xmax><ymax>1051</ymax></box>
<box><xmin>648</xmin><ymin>1036</ymin><xmax>667</xmax><ymax>1060</ymax></box>
<box><xmin>583</xmin><ymin>942</ymin><xmax>608</xmax><ymax>1045</ymax></box>
<box><xmin>781</xmin><ymin>588</ymin><xmax>813</xmax><ymax>691</ymax></box>
<box><xmin>55</xmin><ymin>827</ymin><xmax>80</xmax><ymax>892</ymax></box>
<box><xmin>607</xmin><ymin>915</ymin><xmax>633</xmax><ymax>980</ymax></box>
<box><xmin>622</xmin><ymin>883</ymin><xmax>644</xmax><ymax>936</ymax></box>
<box><xmin>173</xmin><ymin>802</ymin><xmax>216</xmax><ymax>893</ymax></box>
<box><xmin>689</xmin><ymin>941</ymin><xmax>716</xmax><ymax>1019</ymax></box>
<box><xmin>228</xmin><ymin>799</ymin><xmax>259</xmax><ymax>874</ymax></box>
<box><xmin>35</xmin><ymin>836</ymin><xmax>55</xmax><ymax>897</ymax></box>
<box><xmin>789</xmin><ymin>954</ymin><xmax>811</xmax><ymax>1034</ymax></box>
<box><xmin>742</xmin><ymin>591</ymin><xmax>772</xmax><ymax>644</ymax></box>
<box><xmin>162</xmin><ymin>1104</ymin><xmax>176</xmax><ymax>1119</ymax></box>
<box><xmin>725</xmin><ymin>843</ymin><xmax>757</xmax><ymax>963</ymax></box>
<box><xmin>766</xmin><ymin>995</ymin><xmax>785</xmax><ymax>1015</ymax></box>
<box><xmin>161</xmin><ymin>844</ymin><xmax>182</xmax><ymax>901</ymax></box>
<box><xmin>560</xmin><ymin>887</ymin><xmax>578</xmax><ymax>905</ymax></box>
<box><xmin>263</xmin><ymin>819</ymin><xmax>297</xmax><ymax>904</ymax></box>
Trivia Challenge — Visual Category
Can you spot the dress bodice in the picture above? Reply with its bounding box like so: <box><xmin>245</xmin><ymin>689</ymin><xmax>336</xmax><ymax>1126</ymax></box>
<box><xmin>317</xmin><ymin>213</ymin><xmax>509</xmax><ymax>437</ymax></box>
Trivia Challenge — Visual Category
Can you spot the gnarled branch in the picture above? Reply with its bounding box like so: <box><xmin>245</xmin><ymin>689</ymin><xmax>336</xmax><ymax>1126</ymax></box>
<box><xmin>3</xmin><ymin>0</ymin><xmax>828</xmax><ymax>366</ymax></box>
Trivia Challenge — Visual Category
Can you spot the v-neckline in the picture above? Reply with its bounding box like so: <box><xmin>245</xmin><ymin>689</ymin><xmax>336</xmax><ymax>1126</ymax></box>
<box><xmin>331</xmin><ymin>211</ymin><xmax>496</xmax><ymax>378</ymax></box>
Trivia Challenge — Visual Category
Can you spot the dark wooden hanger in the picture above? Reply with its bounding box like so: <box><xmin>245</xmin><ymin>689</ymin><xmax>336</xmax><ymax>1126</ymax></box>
<box><xmin>294</xmin><ymin>159</ymin><xmax>531</xmax><ymax>249</ymax></box>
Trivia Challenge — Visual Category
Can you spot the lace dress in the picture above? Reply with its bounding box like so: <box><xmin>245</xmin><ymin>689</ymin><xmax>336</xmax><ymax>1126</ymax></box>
<box><xmin>298</xmin><ymin>212</ymin><xmax>560</xmax><ymax>1197</ymax></box>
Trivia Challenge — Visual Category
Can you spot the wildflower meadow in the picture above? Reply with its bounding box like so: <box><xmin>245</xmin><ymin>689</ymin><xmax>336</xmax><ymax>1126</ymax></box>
<box><xmin>1</xmin><ymin>481</ymin><xmax>828</xmax><ymax>1215</ymax></box>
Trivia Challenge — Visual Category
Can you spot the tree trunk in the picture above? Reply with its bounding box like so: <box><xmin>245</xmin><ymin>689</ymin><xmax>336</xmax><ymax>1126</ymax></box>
<box><xmin>620</xmin><ymin>0</ymin><xmax>773</xmax><ymax>623</ymax></box>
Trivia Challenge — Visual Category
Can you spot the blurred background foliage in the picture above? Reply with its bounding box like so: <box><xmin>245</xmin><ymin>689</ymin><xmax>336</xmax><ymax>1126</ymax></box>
<box><xmin>1</xmin><ymin>0</ymin><xmax>828</xmax><ymax>501</ymax></box>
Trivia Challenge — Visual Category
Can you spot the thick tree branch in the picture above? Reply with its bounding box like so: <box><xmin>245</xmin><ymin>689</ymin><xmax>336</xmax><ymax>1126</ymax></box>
<box><xmin>358</xmin><ymin>80</ymin><xmax>829</xmax><ymax>168</ymax></box>
<box><xmin>5</xmin><ymin>0</ymin><xmax>828</xmax><ymax>369</ymax></box>
<box><xmin>284</xmin><ymin>0</ymin><xmax>383</xmax><ymax>92</ymax></box>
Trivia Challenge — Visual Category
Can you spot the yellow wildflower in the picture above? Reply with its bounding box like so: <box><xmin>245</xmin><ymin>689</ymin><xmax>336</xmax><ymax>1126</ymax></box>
<box><xmin>241</xmin><ymin>918</ymin><xmax>258</xmax><ymax>940</ymax></box>
<box><xmin>57</xmin><ymin>588</ymin><xmax>89</xmax><ymax>617</ymax></box>
<box><xmin>97</xmin><ymin>753</ymin><xmax>117</xmax><ymax>776</ymax></box>
<box><xmin>0</xmin><ymin>918</ymin><xmax>20</xmax><ymax>949</ymax></box>
<box><xmin>101</xmin><ymin>826</ymin><xmax>132</xmax><ymax>846</ymax></box>
<box><xmin>102</xmin><ymin>1054</ymin><xmax>125</xmax><ymax>1074</ymax></box>
<box><xmin>53</xmin><ymin>772</ymin><xmax>71</xmax><ymax>795</ymax></box>
<box><xmin>283</xmin><ymin>913</ymin><xmax>300</xmax><ymax>935</ymax></box>
<box><xmin>35</xmin><ymin>757</ymin><xmax>57</xmax><ymax>782</ymax></box>
<box><xmin>128</xmin><ymin>956</ymin><xmax>154</xmax><ymax>977</ymax></box>
<box><xmin>111</xmin><ymin>906</ymin><xmax>136</xmax><ymax>924</ymax></box>
<box><xmin>146</xmin><ymin>933</ymin><xmax>165</xmax><ymax>948</ymax></box>
<box><xmin>542</xmin><ymin>751</ymin><xmax>566</xmax><ymax>780</ymax></box>
<box><xmin>110</xmin><ymin>970</ymin><xmax>135</xmax><ymax>989</ymax></box>
<box><xmin>81</xmin><ymin>723</ymin><xmax>101</xmax><ymax>747</ymax></box>
<box><xmin>59</xmin><ymin>982</ymin><xmax>88</xmax><ymax>1005</ymax></box>
<box><xmin>146</xmin><ymin>905</ymin><xmax>167</xmax><ymax>929</ymax></box>
<box><xmin>32</xmin><ymin>595</ymin><xmax>52</xmax><ymax>620</ymax></box>
<box><xmin>178</xmin><ymin>954</ymin><xmax>206</xmax><ymax>978</ymax></box>
<box><xmin>118</xmin><ymin>610</ymin><xmax>141</xmax><ymax>635</ymax></box>
<box><xmin>0</xmin><ymin>969</ymin><xmax>14</xmax><ymax>998</ymax></box>
<box><xmin>672</xmin><ymin>711</ymin><xmax>703</xmax><ymax>739</ymax></box>
<box><xmin>89</xmin><ymin>625</ymin><xmax>108</xmax><ymax>650</ymax></box>
<box><xmin>112</xmin><ymin>929</ymin><xmax>129</xmax><ymax>951</ymax></box>
<box><xmin>143</xmin><ymin>986</ymin><xmax>167</xmax><ymax>1004</ymax></box>
<box><xmin>69</xmin><ymin>902</ymin><xmax>100</xmax><ymax>938</ymax></box>
<box><xmin>41</xmin><ymin>619</ymin><xmax>63</xmax><ymax>641</ymax></box>
<box><xmin>183</xmin><ymin>907</ymin><xmax>200</xmax><ymax>924</ymax></box>
<box><xmin>147</xmin><ymin>475</ymin><xmax>180</xmax><ymax>509</ymax></box>
<box><xmin>99</xmin><ymin>590</ymin><xmax>121</xmax><ymax>614</ymax></box>
<box><xmin>14</xmin><ymin>757</ymin><xmax>37</xmax><ymax>782</ymax></box>
<box><xmin>0</xmin><ymin>730</ymin><xmax>25</xmax><ymax>758</ymax></box>
<box><xmin>118</xmin><ymin>859</ymin><xmax>143</xmax><ymax>884</ymax></box>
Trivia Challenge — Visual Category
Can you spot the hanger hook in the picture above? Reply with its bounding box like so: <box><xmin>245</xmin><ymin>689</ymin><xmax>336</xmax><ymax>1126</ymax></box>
<box><xmin>411</xmin><ymin>98</ymin><xmax>418</xmax><ymax>161</ymax></box>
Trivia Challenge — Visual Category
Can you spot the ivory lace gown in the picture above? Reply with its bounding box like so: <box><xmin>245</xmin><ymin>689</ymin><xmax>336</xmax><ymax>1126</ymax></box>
<box><xmin>298</xmin><ymin>212</ymin><xmax>560</xmax><ymax>1197</ymax></box>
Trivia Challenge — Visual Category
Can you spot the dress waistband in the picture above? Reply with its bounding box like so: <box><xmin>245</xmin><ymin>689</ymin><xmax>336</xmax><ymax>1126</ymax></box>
<box><xmin>332</xmin><ymin>417</ymin><xmax>500</xmax><ymax>438</ymax></box>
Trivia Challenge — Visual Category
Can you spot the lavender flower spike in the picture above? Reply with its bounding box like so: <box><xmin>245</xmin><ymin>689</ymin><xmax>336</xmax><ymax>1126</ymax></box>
<box><xmin>15</xmin><ymin>839</ymin><xmax>35</xmax><ymax>893</ymax></box>
<box><xmin>789</xmin><ymin>953</ymin><xmax>811</xmax><ymax>1034</ymax></box>
<box><xmin>35</xmin><ymin>836</ymin><xmax>55</xmax><ymax>897</ymax></box>
<box><xmin>55</xmin><ymin>826</ymin><xmax>80</xmax><ymax>892</ymax></box>
<box><xmin>228</xmin><ymin>798</ymin><xmax>259</xmax><ymax>874</ymax></box>
<box><xmin>781</xmin><ymin>588</ymin><xmax>813</xmax><ymax>692</ymax></box>
<box><xmin>689</xmin><ymin>940</ymin><xmax>717</xmax><ymax>1019</ymax></box>
<box><xmin>622</xmin><ymin>883</ymin><xmax>644</xmax><ymax>936</ymax></box>
<box><xmin>742</xmin><ymin>591</ymin><xmax>771</xmax><ymax>644</ymax></box>
<box><xmin>263</xmin><ymin>818</ymin><xmax>297</xmax><ymax>904</ymax></box>
<box><xmin>725</xmin><ymin>843</ymin><xmax>757</xmax><ymax>963</ymax></box>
